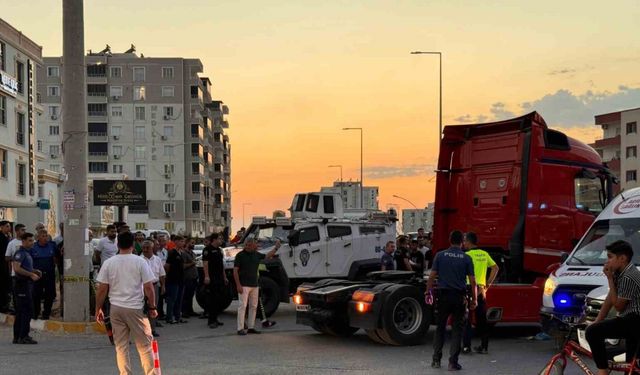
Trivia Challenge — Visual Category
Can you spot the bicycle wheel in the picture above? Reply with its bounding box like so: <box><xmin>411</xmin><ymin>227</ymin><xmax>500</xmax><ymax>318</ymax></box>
<box><xmin>538</xmin><ymin>361</ymin><xmax>564</xmax><ymax>375</ymax></box>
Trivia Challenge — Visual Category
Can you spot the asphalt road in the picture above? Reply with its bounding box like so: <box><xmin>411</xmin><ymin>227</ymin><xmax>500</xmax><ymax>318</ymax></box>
<box><xmin>0</xmin><ymin>301</ymin><xmax>586</xmax><ymax>375</ymax></box>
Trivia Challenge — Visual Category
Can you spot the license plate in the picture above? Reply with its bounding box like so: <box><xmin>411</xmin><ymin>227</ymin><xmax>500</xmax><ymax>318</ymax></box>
<box><xmin>296</xmin><ymin>304</ymin><xmax>310</xmax><ymax>312</ymax></box>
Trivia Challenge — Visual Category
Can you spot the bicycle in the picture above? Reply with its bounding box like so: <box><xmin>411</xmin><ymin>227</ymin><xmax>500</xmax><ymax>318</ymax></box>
<box><xmin>539</xmin><ymin>316</ymin><xmax>640</xmax><ymax>375</ymax></box>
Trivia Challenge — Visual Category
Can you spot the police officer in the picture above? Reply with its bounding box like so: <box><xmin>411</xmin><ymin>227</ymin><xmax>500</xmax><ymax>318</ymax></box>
<box><xmin>202</xmin><ymin>233</ymin><xmax>228</xmax><ymax>328</ymax></box>
<box><xmin>32</xmin><ymin>229</ymin><xmax>58</xmax><ymax>320</ymax></box>
<box><xmin>426</xmin><ymin>230</ymin><xmax>477</xmax><ymax>371</ymax></box>
<box><xmin>12</xmin><ymin>232</ymin><xmax>40</xmax><ymax>344</ymax></box>
<box><xmin>394</xmin><ymin>236</ymin><xmax>412</xmax><ymax>271</ymax></box>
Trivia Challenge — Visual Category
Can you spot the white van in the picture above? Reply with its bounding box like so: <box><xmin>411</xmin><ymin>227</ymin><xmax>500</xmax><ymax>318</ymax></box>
<box><xmin>541</xmin><ymin>187</ymin><xmax>640</xmax><ymax>360</ymax></box>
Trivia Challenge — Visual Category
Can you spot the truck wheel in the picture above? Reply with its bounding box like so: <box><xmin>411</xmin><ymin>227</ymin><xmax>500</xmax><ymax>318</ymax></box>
<box><xmin>366</xmin><ymin>329</ymin><xmax>390</xmax><ymax>344</ymax></box>
<box><xmin>259</xmin><ymin>276</ymin><xmax>280</xmax><ymax>317</ymax></box>
<box><xmin>379</xmin><ymin>286</ymin><xmax>429</xmax><ymax>346</ymax></box>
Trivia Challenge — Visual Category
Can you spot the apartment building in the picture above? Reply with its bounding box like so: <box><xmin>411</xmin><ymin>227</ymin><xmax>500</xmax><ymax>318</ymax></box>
<box><xmin>591</xmin><ymin>107</ymin><xmax>640</xmax><ymax>192</ymax></box>
<box><xmin>0</xmin><ymin>19</ymin><xmax>43</xmax><ymax>221</ymax></box>
<box><xmin>320</xmin><ymin>181</ymin><xmax>379</xmax><ymax>210</ymax></box>
<box><xmin>402</xmin><ymin>203</ymin><xmax>434</xmax><ymax>234</ymax></box>
<box><xmin>39</xmin><ymin>46</ymin><xmax>232</xmax><ymax>236</ymax></box>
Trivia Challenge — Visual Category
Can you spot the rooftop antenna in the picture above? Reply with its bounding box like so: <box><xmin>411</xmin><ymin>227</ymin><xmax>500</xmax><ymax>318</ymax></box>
<box><xmin>124</xmin><ymin>44</ymin><xmax>136</xmax><ymax>54</ymax></box>
<box><xmin>98</xmin><ymin>44</ymin><xmax>111</xmax><ymax>55</ymax></box>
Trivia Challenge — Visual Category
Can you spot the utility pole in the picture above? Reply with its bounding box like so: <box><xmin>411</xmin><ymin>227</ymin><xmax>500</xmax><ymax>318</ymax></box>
<box><xmin>62</xmin><ymin>0</ymin><xmax>90</xmax><ymax>321</ymax></box>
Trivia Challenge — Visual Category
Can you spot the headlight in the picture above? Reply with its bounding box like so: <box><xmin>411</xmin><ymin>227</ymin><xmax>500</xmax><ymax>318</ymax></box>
<box><xmin>544</xmin><ymin>277</ymin><xmax>557</xmax><ymax>296</ymax></box>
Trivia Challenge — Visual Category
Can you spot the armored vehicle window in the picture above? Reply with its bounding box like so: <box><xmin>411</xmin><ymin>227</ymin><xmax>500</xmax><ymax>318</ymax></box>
<box><xmin>327</xmin><ymin>225</ymin><xmax>351</xmax><ymax>238</ymax></box>
<box><xmin>306</xmin><ymin>194</ymin><xmax>319</xmax><ymax>212</ymax></box>
<box><xmin>323</xmin><ymin>195</ymin><xmax>335</xmax><ymax>214</ymax></box>
<box><xmin>360</xmin><ymin>226</ymin><xmax>385</xmax><ymax>235</ymax></box>
<box><xmin>294</xmin><ymin>194</ymin><xmax>306</xmax><ymax>212</ymax></box>
<box><xmin>298</xmin><ymin>226</ymin><xmax>320</xmax><ymax>244</ymax></box>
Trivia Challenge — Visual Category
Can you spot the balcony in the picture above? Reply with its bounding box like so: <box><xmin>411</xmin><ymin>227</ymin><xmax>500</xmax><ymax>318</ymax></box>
<box><xmin>88</xmin><ymin>151</ymin><xmax>109</xmax><ymax>161</ymax></box>
<box><xmin>88</xmin><ymin>132</ymin><xmax>108</xmax><ymax>141</ymax></box>
<box><xmin>589</xmin><ymin>135</ymin><xmax>620</xmax><ymax>150</ymax></box>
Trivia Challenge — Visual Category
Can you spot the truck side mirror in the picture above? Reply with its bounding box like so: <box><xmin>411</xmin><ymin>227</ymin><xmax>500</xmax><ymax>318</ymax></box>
<box><xmin>560</xmin><ymin>252</ymin><xmax>569</xmax><ymax>263</ymax></box>
<box><xmin>288</xmin><ymin>230</ymin><xmax>300</xmax><ymax>247</ymax></box>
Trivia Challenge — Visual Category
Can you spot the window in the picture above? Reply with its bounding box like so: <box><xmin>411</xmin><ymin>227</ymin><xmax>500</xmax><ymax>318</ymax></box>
<box><xmin>327</xmin><ymin>225</ymin><xmax>352</xmax><ymax>238</ymax></box>
<box><xmin>17</xmin><ymin>163</ymin><xmax>26</xmax><ymax>195</ymax></box>
<box><xmin>110</xmin><ymin>66</ymin><xmax>122</xmax><ymax>78</ymax></box>
<box><xmin>47</xmin><ymin>66</ymin><xmax>60</xmax><ymax>77</ymax></box>
<box><xmin>164</xmin><ymin>184</ymin><xmax>175</xmax><ymax>194</ymax></box>
<box><xmin>49</xmin><ymin>164</ymin><xmax>60</xmax><ymax>173</ymax></box>
<box><xmin>48</xmin><ymin>86</ymin><xmax>60</xmax><ymax>97</ymax></box>
<box><xmin>163</xmin><ymin>202</ymin><xmax>175</xmax><ymax>213</ymax></box>
<box><xmin>87</xmin><ymin>64</ymin><xmax>106</xmax><ymax>77</ymax></box>
<box><xmin>0</xmin><ymin>149</ymin><xmax>6</xmax><ymax>178</ymax></box>
<box><xmin>161</xmin><ymin>86</ymin><xmax>174</xmax><ymax>97</ymax></box>
<box><xmin>112</xmin><ymin>164</ymin><xmax>123</xmax><ymax>173</ymax></box>
<box><xmin>16</xmin><ymin>113</ymin><xmax>25</xmax><ymax>145</ymax></box>
<box><xmin>305</xmin><ymin>194</ymin><xmax>320</xmax><ymax>212</ymax></box>
<box><xmin>574</xmin><ymin>173</ymin><xmax>606</xmax><ymax>214</ymax></box>
<box><xmin>88</xmin><ymin>162</ymin><xmax>108</xmax><ymax>173</ymax></box>
<box><xmin>49</xmin><ymin>125</ymin><xmax>60</xmax><ymax>135</ymax></box>
<box><xmin>192</xmin><ymin>200</ymin><xmax>201</xmax><ymax>213</ymax></box>
<box><xmin>111</xmin><ymin>106</ymin><xmax>123</xmax><ymax>117</ymax></box>
<box><xmin>135</xmin><ymin>223</ymin><xmax>146</xmax><ymax>231</ymax></box>
<box><xmin>135</xmin><ymin>126</ymin><xmax>145</xmax><ymax>139</ymax></box>
<box><xmin>48</xmin><ymin>106</ymin><xmax>60</xmax><ymax>119</ymax></box>
<box><xmin>16</xmin><ymin>61</ymin><xmax>24</xmax><ymax>94</ymax></box>
<box><xmin>134</xmin><ymin>86</ymin><xmax>146</xmax><ymax>101</ymax></box>
<box><xmin>162</xmin><ymin>67</ymin><xmax>174</xmax><ymax>78</ymax></box>
<box><xmin>360</xmin><ymin>226</ymin><xmax>386</xmax><ymax>235</ymax></box>
<box><xmin>163</xmin><ymin>107</ymin><xmax>174</xmax><ymax>118</ymax></box>
<box><xmin>323</xmin><ymin>195</ymin><xmax>335</xmax><ymax>214</ymax></box>
<box><xmin>163</xmin><ymin>145</ymin><xmax>174</xmax><ymax>156</ymax></box>
<box><xmin>0</xmin><ymin>96</ymin><xmax>5</xmax><ymax>125</ymax></box>
<box><xmin>135</xmin><ymin>164</ymin><xmax>146</xmax><ymax>178</ymax></box>
<box><xmin>627</xmin><ymin>146</ymin><xmax>637</xmax><ymax>158</ymax></box>
<box><xmin>192</xmin><ymin>182</ymin><xmax>200</xmax><ymax>194</ymax></box>
<box><xmin>627</xmin><ymin>122</ymin><xmax>637</xmax><ymax>135</ymax></box>
<box><xmin>163</xmin><ymin>126</ymin><xmax>173</xmax><ymax>137</ymax></box>
<box><xmin>190</xmin><ymin>86</ymin><xmax>198</xmax><ymax>98</ymax></box>
<box><xmin>135</xmin><ymin>106</ymin><xmax>146</xmax><ymax>121</ymax></box>
<box><xmin>164</xmin><ymin>164</ymin><xmax>175</xmax><ymax>175</ymax></box>
<box><xmin>0</xmin><ymin>42</ymin><xmax>5</xmax><ymax>71</ymax></box>
<box><xmin>88</xmin><ymin>103</ymin><xmax>107</xmax><ymax>116</ymax></box>
<box><xmin>112</xmin><ymin>126</ymin><xmax>122</xmax><ymax>137</ymax></box>
<box><xmin>135</xmin><ymin>145</ymin><xmax>146</xmax><ymax>159</ymax></box>
<box><xmin>298</xmin><ymin>227</ymin><xmax>320</xmax><ymax>244</ymax></box>
<box><xmin>37</xmin><ymin>140</ymin><xmax>42</xmax><ymax>152</ymax></box>
<box><xmin>110</xmin><ymin>86</ymin><xmax>123</xmax><ymax>97</ymax></box>
<box><xmin>49</xmin><ymin>145</ymin><xmax>60</xmax><ymax>155</ymax></box>
<box><xmin>112</xmin><ymin>145</ymin><xmax>123</xmax><ymax>156</ymax></box>
<box><xmin>133</xmin><ymin>67</ymin><xmax>145</xmax><ymax>81</ymax></box>
<box><xmin>626</xmin><ymin>170</ymin><xmax>637</xmax><ymax>182</ymax></box>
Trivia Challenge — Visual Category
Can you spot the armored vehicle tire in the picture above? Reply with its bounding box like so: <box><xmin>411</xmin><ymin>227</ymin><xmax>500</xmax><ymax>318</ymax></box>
<box><xmin>195</xmin><ymin>284</ymin><xmax>233</xmax><ymax>312</ymax></box>
<box><xmin>379</xmin><ymin>286</ymin><xmax>429</xmax><ymax>346</ymax></box>
<box><xmin>259</xmin><ymin>276</ymin><xmax>280</xmax><ymax>317</ymax></box>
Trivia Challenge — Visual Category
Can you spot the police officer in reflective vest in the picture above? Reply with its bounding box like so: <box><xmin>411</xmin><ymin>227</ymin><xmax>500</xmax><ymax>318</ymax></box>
<box><xmin>426</xmin><ymin>230</ymin><xmax>477</xmax><ymax>371</ymax></box>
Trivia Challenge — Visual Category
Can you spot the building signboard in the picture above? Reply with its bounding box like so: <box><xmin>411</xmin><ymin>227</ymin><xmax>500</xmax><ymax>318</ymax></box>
<box><xmin>0</xmin><ymin>70</ymin><xmax>18</xmax><ymax>97</ymax></box>
<box><xmin>93</xmin><ymin>180</ymin><xmax>146</xmax><ymax>206</ymax></box>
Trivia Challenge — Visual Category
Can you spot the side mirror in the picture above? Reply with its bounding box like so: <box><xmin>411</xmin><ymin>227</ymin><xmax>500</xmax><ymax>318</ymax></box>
<box><xmin>288</xmin><ymin>230</ymin><xmax>300</xmax><ymax>247</ymax></box>
<box><xmin>560</xmin><ymin>252</ymin><xmax>569</xmax><ymax>263</ymax></box>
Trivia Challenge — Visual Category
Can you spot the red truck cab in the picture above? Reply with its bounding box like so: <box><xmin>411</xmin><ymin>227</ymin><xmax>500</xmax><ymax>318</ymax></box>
<box><xmin>432</xmin><ymin>112</ymin><xmax>614</xmax><ymax>323</ymax></box>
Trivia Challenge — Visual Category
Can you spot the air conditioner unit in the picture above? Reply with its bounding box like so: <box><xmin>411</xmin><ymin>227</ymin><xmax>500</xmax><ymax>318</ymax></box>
<box><xmin>50</xmin><ymin>115</ymin><xmax>58</xmax><ymax>120</ymax></box>
<box><xmin>50</xmin><ymin>154</ymin><xmax>58</xmax><ymax>159</ymax></box>
<box><xmin>113</xmin><ymin>135</ymin><xmax>120</xmax><ymax>140</ymax></box>
<box><xmin>164</xmin><ymin>173</ymin><xmax>172</xmax><ymax>179</ymax></box>
<box><xmin>168</xmin><ymin>193</ymin><xmax>175</xmax><ymax>198</ymax></box>
<box><xmin>161</xmin><ymin>136</ymin><xmax>167</xmax><ymax>141</ymax></box>
<box><xmin>112</xmin><ymin>96</ymin><xmax>120</xmax><ymax>101</ymax></box>
<box><xmin>163</xmin><ymin>115</ymin><xmax>170</xmax><ymax>120</ymax></box>
<box><xmin>113</xmin><ymin>155</ymin><xmax>120</xmax><ymax>159</ymax></box>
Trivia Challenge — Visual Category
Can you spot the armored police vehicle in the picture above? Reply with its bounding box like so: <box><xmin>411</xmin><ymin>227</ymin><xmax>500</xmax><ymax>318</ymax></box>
<box><xmin>196</xmin><ymin>192</ymin><xmax>397</xmax><ymax>317</ymax></box>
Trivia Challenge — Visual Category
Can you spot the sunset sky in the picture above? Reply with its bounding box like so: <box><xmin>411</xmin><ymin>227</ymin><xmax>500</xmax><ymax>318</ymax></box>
<box><xmin>5</xmin><ymin>1</ymin><xmax>640</xmax><ymax>231</ymax></box>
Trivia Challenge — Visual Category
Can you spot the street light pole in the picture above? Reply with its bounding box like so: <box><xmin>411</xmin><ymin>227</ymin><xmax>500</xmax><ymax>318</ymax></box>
<box><xmin>242</xmin><ymin>203</ymin><xmax>252</xmax><ymax>228</ymax></box>
<box><xmin>342</xmin><ymin>128</ymin><xmax>363</xmax><ymax>209</ymax></box>
<box><xmin>392</xmin><ymin>194</ymin><xmax>418</xmax><ymax>209</ymax></box>
<box><xmin>410</xmin><ymin>51</ymin><xmax>442</xmax><ymax>139</ymax></box>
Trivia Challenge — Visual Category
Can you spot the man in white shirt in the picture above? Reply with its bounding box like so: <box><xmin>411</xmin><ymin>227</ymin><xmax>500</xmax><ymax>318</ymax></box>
<box><xmin>156</xmin><ymin>234</ymin><xmax>169</xmax><ymax>264</ymax></box>
<box><xmin>52</xmin><ymin>223</ymin><xmax>64</xmax><ymax>246</ymax></box>
<box><xmin>96</xmin><ymin>231</ymin><xmax>157</xmax><ymax>375</ymax></box>
<box><xmin>5</xmin><ymin>224</ymin><xmax>26</xmax><ymax>277</ymax></box>
<box><xmin>94</xmin><ymin>225</ymin><xmax>118</xmax><ymax>266</ymax></box>
<box><xmin>140</xmin><ymin>240</ymin><xmax>165</xmax><ymax>337</ymax></box>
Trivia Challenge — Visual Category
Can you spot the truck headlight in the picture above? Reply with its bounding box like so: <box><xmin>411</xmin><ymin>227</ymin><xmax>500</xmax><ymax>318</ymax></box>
<box><xmin>544</xmin><ymin>277</ymin><xmax>557</xmax><ymax>297</ymax></box>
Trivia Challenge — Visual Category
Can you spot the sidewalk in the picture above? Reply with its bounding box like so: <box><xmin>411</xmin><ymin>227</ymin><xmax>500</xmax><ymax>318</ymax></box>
<box><xmin>0</xmin><ymin>312</ymin><xmax>105</xmax><ymax>334</ymax></box>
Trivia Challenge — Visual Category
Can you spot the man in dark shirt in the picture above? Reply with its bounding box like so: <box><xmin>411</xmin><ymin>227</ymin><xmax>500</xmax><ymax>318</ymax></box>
<box><xmin>586</xmin><ymin>240</ymin><xmax>640</xmax><ymax>375</ymax></box>
<box><xmin>381</xmin><ymin>241</ymin><xmax>395</xmax><ymax>271</ymax></box>
<box><xmin>12</xmin><ymin>232</ymin><xmax>40</xmax><ymax>344</ymax></box>
<box><xmin>233</xmin><ymin>238</ymin><xmax>279</xmax><ymax>335</ymax></box>
<box><xmin>0</xmin><ymin>220</ymin><xmax>12</xmax><ymax>313</ymax></box>
<box><xmin>426</xmin><ymin>230</ymin><xmax>477</xmax><ymax>371</ymax></box>
<box><xmin>31</xmin><ymin>230</ymin><xmax>57</xmax><ymax>320</ymax></box>
<box><xmin>409</xmin><ymin>240</ymin><xmax>425</xmax><ymax>277</ymax></box>
<box><xmin>164</xmin><ymin>236</ymin><xmax>186</xmax><ymax>324</ymax></box>
<box><xmin>394</xmin><ymin>236</ymin><xmax>412</xmax><ymax>271</ymax></box>
<box><xmin>203</xmin><ymin>233</ymin><xmax>228</xmax><ymax>328</ymax></box>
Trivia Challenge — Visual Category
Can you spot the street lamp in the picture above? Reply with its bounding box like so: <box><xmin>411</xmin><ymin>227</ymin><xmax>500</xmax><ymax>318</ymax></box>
<box><xmin>410</xmin><ymin>51</ymin><xmax>443</xmax><ymax>139</ymax></box>
<box><xmin>392</xmin><ymin>194</ymin><xmax>418</xmax><ymax>209</ymax></box>
<box><xmin>328</xmin><ymin>165</ymin><xmax>343</xmax><ymax>206</ymax></box>
<box><xmin>342</xmin><ymin>127</ymin><xmax>363</xmax><ymax>209</ymax></box>
<box><xmin>242</xmin><ymin>202</ymin><xmax>252</xmax><ymax>228</ymax></box>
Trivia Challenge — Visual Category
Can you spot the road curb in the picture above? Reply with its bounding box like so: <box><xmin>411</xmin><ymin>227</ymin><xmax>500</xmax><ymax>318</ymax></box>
<box><xmin>0</xmin><ymin>313</ymin><xmax>106</xmax><ymax>334</ymax></box>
